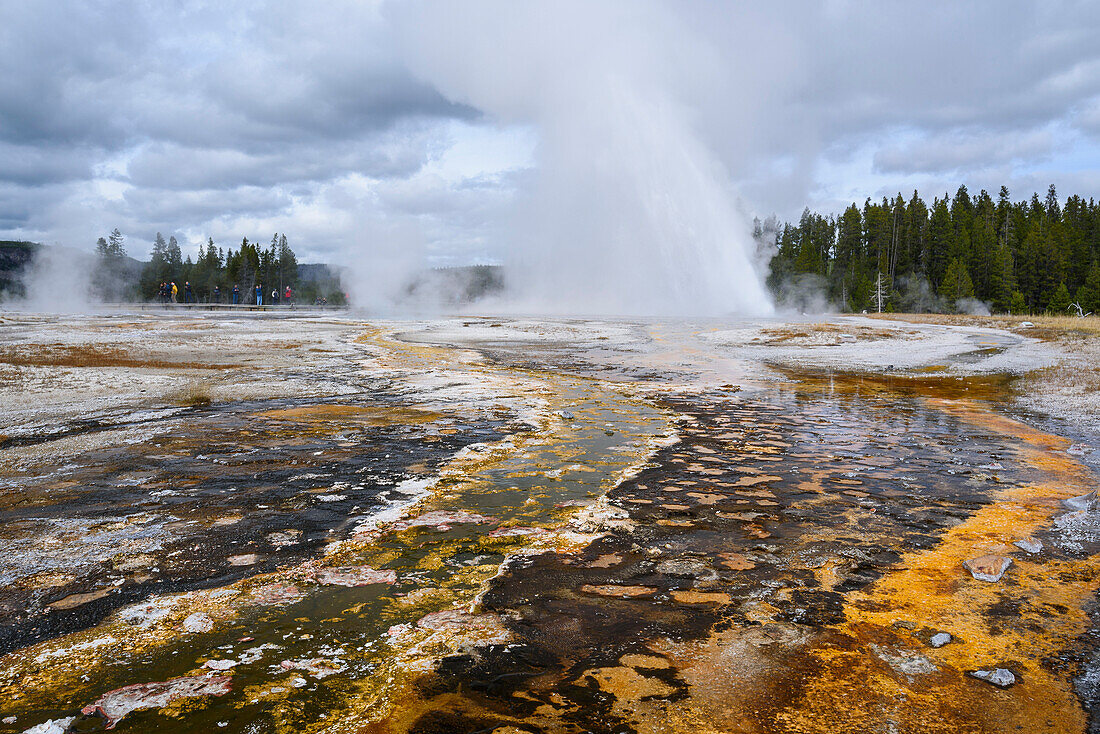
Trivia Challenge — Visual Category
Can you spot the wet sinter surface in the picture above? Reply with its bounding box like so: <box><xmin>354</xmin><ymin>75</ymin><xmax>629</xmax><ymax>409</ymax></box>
<box><xmin>1</xmin><ymin>315</ymin><xmax>1098</xmax><ymax>733</ymax></box>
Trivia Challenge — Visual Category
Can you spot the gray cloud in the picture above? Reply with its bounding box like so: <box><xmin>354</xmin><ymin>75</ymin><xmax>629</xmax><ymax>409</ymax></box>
<box><xmin>125</xmin><ymin>127</ymin><xmax>435</xmax><ymax>192</ymax></box>
<box><xmin>1</xmin><ymin>0</ymin><xmax>1099</xmax><ymax>284</ymax></box>
<box><xmin>873</xmin><ymin>129</ymin><xmax>1056</xmax><ymax>175</ymax></box>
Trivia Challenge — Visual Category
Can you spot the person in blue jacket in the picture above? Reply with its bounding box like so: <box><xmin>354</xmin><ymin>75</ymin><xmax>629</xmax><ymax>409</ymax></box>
<box><xmin>255</xmin><ymin>284</ymin><xmax>263</xmax><ymax>306</ymax></box>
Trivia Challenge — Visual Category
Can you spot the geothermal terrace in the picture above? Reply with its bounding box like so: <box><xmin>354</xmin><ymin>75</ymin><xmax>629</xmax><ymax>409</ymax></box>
<box><xmin>1</xmin><ymin>311</ymin><xmax>1098</xmax><ymax>733</ymax></box>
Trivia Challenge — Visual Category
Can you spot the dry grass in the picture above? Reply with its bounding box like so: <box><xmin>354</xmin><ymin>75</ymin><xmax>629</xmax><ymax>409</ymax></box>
<box><xmin>0</xmin><ymin>344</ymin><xmax>234</xmax><ymax>370</ymax></box>
<box><xmin>864</xmin><ymin>313</ymin><xmax>1100</xmax><ymax>342</ymax></box>
<box><xmin>1030</xmin><ymin>363</ymin><xmax>1100</xmax><ymax>393</ymax></box>
<box><xmin>864</xmin><ymin>313</ymin><xmax>1100</xmax><ymax>398</ymax></box>
<box><xmin>757</xmin><ymin>323</ymin><xmax>904</xmax><ymax>345</ymax></box>
<box><xmin>173</xmin><ymin>381</ymin><xmax>214</xmax><ymax>407</ymax></box>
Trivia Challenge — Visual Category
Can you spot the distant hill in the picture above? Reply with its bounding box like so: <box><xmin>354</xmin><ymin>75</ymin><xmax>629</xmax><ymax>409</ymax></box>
<box><xmin>403</xmin><ymin>265</ymin><xmax>504</xmax><ymax>305</ymax></box>
<box><xmin>0</xmin><ymin>241</ymin><xmax>145</xmax><ymax>301</ymax></box>
<box><xmin>297</xmin><ymin>263</ymin><xmax>343</xmax><ymax>283</ymax></box>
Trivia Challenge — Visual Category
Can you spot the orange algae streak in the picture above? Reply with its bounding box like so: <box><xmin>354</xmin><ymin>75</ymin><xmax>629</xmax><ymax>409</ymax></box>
<box><xmin>771</xmin><ymin>399</ymin><xmax>1097</xmax><ymax>734</ymax></box>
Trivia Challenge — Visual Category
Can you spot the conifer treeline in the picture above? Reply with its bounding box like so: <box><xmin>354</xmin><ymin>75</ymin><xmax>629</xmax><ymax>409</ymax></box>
<box><xmin>91</xmin><ymin>230</ymin><xmax>347</xmax><ymax>304</ymax></box>
<box><xmin>762</xmin><ymin>185</ymin><xmax>1100</xmax><ymax>314</ymax></box>
<box><xmin>137</xmin><ymin>232</ymin><xmax>300</xmax><ymax>301</ymax></box>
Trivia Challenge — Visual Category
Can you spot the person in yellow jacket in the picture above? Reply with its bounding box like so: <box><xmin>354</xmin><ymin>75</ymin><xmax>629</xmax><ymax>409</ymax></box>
<box><xmin>170</xmin><ymin>282</ymin><xmax>178</xmax><ymax>303</ymax></box>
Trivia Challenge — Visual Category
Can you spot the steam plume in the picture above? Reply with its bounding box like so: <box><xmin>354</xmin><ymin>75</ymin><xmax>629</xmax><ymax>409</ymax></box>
<box><xmin>391</xmin><ymin>0</ymin><xmax>774</xmax><ymax>316</ymax></box>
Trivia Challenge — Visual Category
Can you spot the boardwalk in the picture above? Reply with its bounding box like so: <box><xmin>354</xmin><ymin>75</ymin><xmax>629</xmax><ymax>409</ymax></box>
<box><xmin>135</xmin><ymin>303</ymin><xmax>345</xmax><ymax>312</ymax></box>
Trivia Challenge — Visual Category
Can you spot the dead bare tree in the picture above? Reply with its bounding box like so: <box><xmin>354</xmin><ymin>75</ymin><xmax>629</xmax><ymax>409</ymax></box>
<box><xmin>1069</xmin><ymin>302</ymin><xmax>1093</xmax><ymax>318</ymax></box>
<box><xmin>873</xmin><ymin>272</ymin><xmax>887</xmax><ymax>313</ymax></box>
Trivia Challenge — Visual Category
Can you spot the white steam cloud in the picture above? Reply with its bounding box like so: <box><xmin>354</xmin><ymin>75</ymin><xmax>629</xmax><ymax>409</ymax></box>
<box><xmin>10</xmin><ymin>246</ymin><xmax>94</xmax><ymax>313</ymax></box>
<box><xmin>390</xmin><ymin>0</ymin><xmax>774</xmax><ymax>316</ymax></box>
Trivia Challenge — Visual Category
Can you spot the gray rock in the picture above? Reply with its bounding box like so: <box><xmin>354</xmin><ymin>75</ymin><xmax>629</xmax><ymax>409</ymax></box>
<box><xmin>969</xmin><ymin>668</ymin><xmax>1015</xmax><ymax>687</ymax></box>
<box><xmin>1014</xmin><ymin>537</ymin><xmax>1043</xmax><ymax>554</ymax></box>
<box><xmin>1064</xmin><ymin>491</ymin><xmax>1097</xmax><ymax>512</ymax></box>
<box><xmin>655</xmin><ymin>558</ymin><xmax>718</xmax><ymax>581</ymax></box>
<box><xmin>870</xmin><ymin>644</ymin><xmax>937</xmax><ymax>677</ymax></box>
<box><xmin>930</xmin><ymin>632</ymin><xmax>952</xmax><ymax>648</ymax></box>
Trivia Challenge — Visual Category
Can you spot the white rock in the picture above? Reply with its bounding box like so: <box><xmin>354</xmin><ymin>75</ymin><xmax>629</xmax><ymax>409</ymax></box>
<box><xmin>22</xmin><ymin>718</ymin><xmax>75</xmax><ymax>734</ymax></box>
<box><xmin>970</xmin><ymin>668</ymin><xmax>1015</xmax><ymax>687</ymax></box>
<box><xmin>869</xmin><ymin>644</ymin><xmax>937</xmax><ymax>676</ymax></box>
<box><xmin>930</xmin><ymin>632</ymin><xmax>952</xmax><ymax>648</ymax></box>
<box><xmin>202</xmin><ymin>658</ymin><xmax>238</xmax><ymax>671</ymax></box>
<box><xmin>1014</xmin><ymin>538</ymin><xmax>1043</xmax><ymax>554</ymax></box>
<box><xmin>182</xmin><ymin>612</ymin><xmax>213</xmax><ymax>633</ymax></box>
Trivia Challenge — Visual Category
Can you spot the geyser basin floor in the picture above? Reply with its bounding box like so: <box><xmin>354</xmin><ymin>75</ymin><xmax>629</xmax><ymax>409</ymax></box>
<box><xmin>0</xmin><ymin>313</ymin><xmax>1097</xmax><ymax>734</ymax></box>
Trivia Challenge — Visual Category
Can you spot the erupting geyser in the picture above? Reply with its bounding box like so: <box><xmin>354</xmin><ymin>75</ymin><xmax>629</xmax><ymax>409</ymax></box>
<box><xmin>394</xmin><ymin>0</ymin><xmax>774</xmax><ymax>316</ymax></box>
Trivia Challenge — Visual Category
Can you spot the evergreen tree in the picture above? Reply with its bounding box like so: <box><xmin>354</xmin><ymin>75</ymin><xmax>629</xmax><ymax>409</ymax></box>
<box><xmin>949</xmin><ymin>185</ymin><xmax>974</xmax><ymax>264</ymax></box>
<box><xmin>969</xmin><ymin>217</ymin><xmax>996</xmax><ymax>300</ymax></box>
<box><xmin>988</xmin><ymin>243</ymin><xmax>1015</xmax><ymax>313</ymax></box>
<box><xmin>166</xmin><ymin>236</ymin><xmax>183</xmax><ymax>274</ymax></box>
<box><xmin>926</xmin><ymin>197</ymin><xmax>954</xmax><ymax>288</ymax></box>
<box><xmin>139</xmin><ymin>232</ymin><xmax>170</xmax><ymax>299</ymax></box>
<box><xmin>905</xmin><ymin>191</ymin><xmax>928</xmax><ymax>275</ymax></box>
<box><xmin>888</xmin><ymin>193</ymin><xmax>910</xmax><ymax>281</ymax></box>
<box><xmin>834</xmin><ymin>204</ymin><xmax>863</xmax><ymax>308</ymax></box>
<box><xmin>1063</xmin><ymin>195</ymin><xmax>1092</xmax><ymax>291</ymax></box>
<box><xmin>278</xmin><ymin>234</ymin><xmax>298</xmax><ymax>291</ymax></box>
<box><xmin>1017</xmin><ymin>227</ymin><xmax>1046</xmax><ymax>310</ymax></box>
<box><xmin>863</xmin><ymin>198</ymin><xmax>891</xmax><ymax>276</ymax></box>
<box><xmin>1075</xmin><ymin>261</ymin><xmax>1100</xmax><ymax>314</ymax></box>
<box><xmin>107</xmin><ymin>228</ymin><xmax>126</xmax><ymax>258</ymax></box>
<box><xmin>1009</xmin><ymin>290</ymin><xmax>1027</xmax><ymax>314</ymax></box>
<box><xmin>1046</xmin><ymin>183</ymin><xmax>1061</xmax><ymax>222</ymax></box>
<box><xmin>1047</xmin><ymin>282</ymin><xmax>1071</xmax><ymax>314</ymax></box>
<box><xmin>93</xmin><ymin>229</ymin><xmax>129</xmax><ymax>301</ymax></box>
<box><xmin>939</xmin><ymin>258</ymin><xmax>975</xmax><ymax>309</ymax></box>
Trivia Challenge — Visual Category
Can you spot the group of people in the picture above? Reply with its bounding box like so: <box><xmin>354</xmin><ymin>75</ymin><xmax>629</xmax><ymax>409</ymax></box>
<box><xmin>157</xmin><ymin>282</ymin><xmax>294</xmax><ymax>306</ymax></box>
<box><xmin>157</xmin><ymin>281</ymin><xmax>194</xmax><ymax>303</ymax></box>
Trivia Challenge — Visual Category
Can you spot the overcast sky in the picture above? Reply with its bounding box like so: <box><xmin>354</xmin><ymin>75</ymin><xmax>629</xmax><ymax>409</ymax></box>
<box><xmin>2</xmin><ymin>1</ymin><xmax>1099</xmax><ymax>265</ymax></box>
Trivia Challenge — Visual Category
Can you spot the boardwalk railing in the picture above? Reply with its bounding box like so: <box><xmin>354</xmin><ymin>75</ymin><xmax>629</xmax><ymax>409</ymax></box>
<box><xmin>135</xmin><ymin>303</ymin><xmax>346</xmax><ymax>312</ymax></box>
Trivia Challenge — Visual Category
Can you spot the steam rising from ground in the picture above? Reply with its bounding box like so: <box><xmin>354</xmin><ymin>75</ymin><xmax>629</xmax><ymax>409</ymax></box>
<box><xmin>391</xmin><ymin>0</ymin><xmax>774</xmax><ymax>317</ymax></box>
<box><xmin>10</xmin><ymin>246</ymin><xmax>93</xmax><ymax>313</ymax></box>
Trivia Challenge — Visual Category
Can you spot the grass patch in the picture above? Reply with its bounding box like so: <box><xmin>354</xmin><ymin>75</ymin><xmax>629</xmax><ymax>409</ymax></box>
<box><xmin>0</xmin><ymin>344</ymin><xmax>235</xmax><ymax>370</ymax></box>
<box><xmin>174</xmin><ymin>381</ymin><xmax>213</xmax><ymax>407</ymax></box>
<box><xmin>864</xmin><ymin>313</ymin><xmax>1100</xmax><ymax>342</ymax></box>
